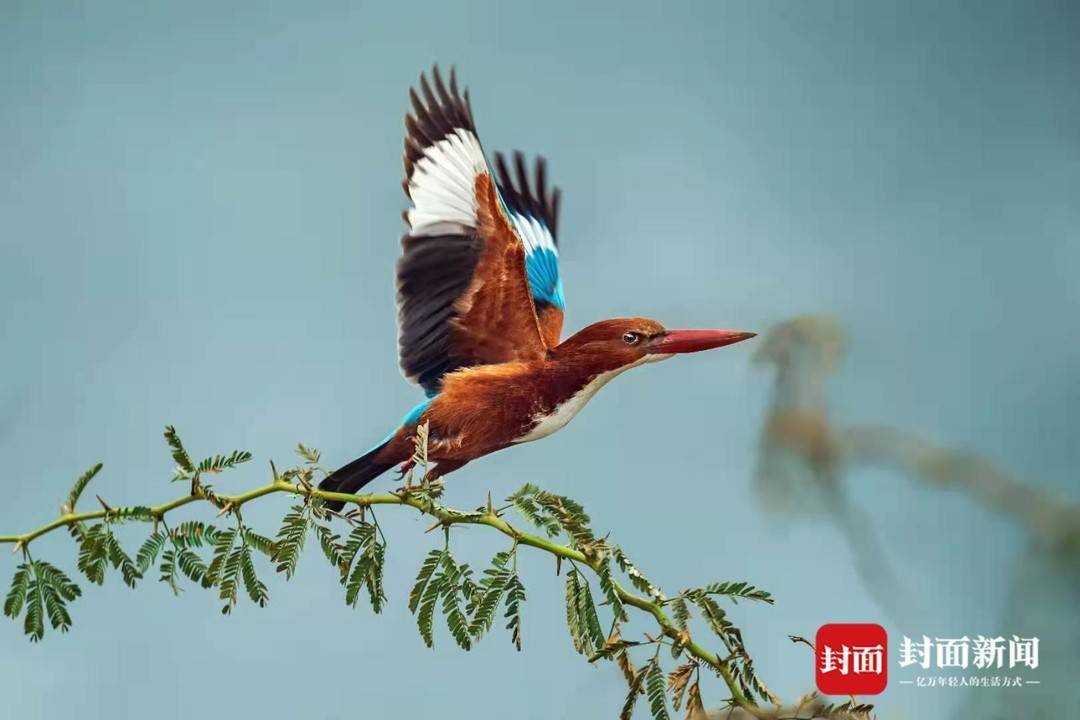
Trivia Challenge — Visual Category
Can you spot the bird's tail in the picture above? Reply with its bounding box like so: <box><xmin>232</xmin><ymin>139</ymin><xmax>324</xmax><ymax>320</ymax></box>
<box><xmin>318</xmin><ymin>441</ymin><xmax>394</xmax><ymax>511</ymax></box>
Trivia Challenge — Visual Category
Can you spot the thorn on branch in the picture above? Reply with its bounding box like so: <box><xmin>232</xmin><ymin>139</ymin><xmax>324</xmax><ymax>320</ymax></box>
<box><xmin>1</xmin><ymin>439</ymin><xmax>783</xmax><ymax>717</ymax></box>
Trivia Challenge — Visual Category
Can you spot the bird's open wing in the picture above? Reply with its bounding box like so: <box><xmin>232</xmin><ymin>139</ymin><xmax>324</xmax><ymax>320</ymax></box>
<box><xmin>493</xmin><ymin>152</ymin><xmax>564</xmax><ymax>347</ymax></box>
<box><xmin>397</xmin><ymin>66</ymin><xmax>548</xmax><ymax>395</ymax></box>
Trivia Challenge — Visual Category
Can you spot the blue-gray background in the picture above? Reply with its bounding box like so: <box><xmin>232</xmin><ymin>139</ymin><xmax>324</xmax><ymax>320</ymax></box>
<box><xmin>1</xmin><ymin>1</ymin><xmax>1077</xmax><ymax>718</ymax></box>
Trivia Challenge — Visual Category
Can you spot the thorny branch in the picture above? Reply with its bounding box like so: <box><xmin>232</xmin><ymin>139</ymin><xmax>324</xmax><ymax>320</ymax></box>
<box><xmin>0</xmin><ymin>426</ymin><xmax>872</xmax><ymax>720</ymax></box>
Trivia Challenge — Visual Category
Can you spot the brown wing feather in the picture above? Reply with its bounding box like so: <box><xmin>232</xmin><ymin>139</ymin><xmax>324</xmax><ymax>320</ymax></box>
<box><xmin>448</xmin><ymin>173</ymin><xmax>548</xmax><ymax>366</ymax></box>
<box><xmin>493</xmin><ymin>151</ymin><xmax>565</xmax><ymax>347</ymax></box>
<box><xmin>535</xmin><ymin>305</ymin><xmax>564</xmax><ymax>348</ymax></box>
<box><xmin>396</xmin><ymin>65</ymin><xmax>550</xmax><ymax>394</ymax></box>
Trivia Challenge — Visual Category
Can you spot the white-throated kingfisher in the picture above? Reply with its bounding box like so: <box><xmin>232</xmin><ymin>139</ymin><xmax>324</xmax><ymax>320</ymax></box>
<box><xmin>320</xmin><ymin>66</ymin><xmax>755</xmax><ymax>508</ymax></box>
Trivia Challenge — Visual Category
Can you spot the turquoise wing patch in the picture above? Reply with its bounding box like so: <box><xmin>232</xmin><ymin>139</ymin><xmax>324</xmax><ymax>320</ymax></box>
<box><xmin>494</xmin><ymin>152</ymin><xmax>564</xmax><ymax>310</ymax></box>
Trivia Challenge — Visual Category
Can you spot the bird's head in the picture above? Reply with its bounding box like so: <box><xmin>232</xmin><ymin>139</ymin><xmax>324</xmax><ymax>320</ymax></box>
<box><xmin>551</xmin><ymin>317</ymin><xmax>756</xmax><ymax>373</ymax></box>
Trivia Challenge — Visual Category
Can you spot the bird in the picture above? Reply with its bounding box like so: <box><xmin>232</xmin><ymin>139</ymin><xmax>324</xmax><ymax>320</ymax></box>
<box><xmin>319</xmin><ymin>65</ymin><xmax>756</xmax><ymax>509</ymax></box>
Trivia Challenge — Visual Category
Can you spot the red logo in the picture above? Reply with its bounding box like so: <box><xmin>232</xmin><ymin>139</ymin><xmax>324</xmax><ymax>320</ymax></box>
<box><xmin>816</xmin><ymin>623</ymin><xmax>888</xmax><ymax>695</ymax></box>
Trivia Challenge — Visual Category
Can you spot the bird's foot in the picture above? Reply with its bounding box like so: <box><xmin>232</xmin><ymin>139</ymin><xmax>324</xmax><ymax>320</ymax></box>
<box><xmin>395</xmin><ymin>469</ymin><xmax>443</xmax><ymax>496</ymax></box>
<box><xmin>419</xmin><ymin>469</ymin><xmax>446</xmax><ymax>498</ymax></box>
<box><xmin>396</xmin><ymin>459</ymin><xmax>416</xmax><ymax>478</ymax></box>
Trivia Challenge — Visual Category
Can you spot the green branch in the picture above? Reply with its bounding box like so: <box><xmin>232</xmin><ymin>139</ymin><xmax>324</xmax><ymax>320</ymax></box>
<box><xmin>0</xmin><ymin>426</ymin><xmax>872</xmax><ymax>720</ymax></box>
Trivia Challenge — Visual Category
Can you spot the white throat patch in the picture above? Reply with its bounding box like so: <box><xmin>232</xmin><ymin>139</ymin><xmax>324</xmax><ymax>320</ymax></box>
<box><xmin>512</xmin><ymin>354</ymin><xmax>671</xmax><ymax>444</ymax></box>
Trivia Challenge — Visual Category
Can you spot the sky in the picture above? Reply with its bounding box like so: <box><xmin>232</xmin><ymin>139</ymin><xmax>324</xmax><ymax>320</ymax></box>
<box><xmin>1</xmin><ymin>1</ymin><xmax>1078</xmax><ymax>718</ymax></box>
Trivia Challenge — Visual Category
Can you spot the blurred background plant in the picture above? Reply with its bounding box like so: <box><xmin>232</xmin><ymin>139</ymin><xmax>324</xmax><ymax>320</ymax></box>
<box><xmin>753</xmin><ymin>315</ymin><xmax>1080</xmax><ymax>719</ymax></box>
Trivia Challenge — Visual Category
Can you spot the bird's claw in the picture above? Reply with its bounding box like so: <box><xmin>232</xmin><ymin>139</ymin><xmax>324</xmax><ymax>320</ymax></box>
<box><xmin>395</xmin><ymin>469</ymin><xmax>441</xmax><ymax>496</ymax></box>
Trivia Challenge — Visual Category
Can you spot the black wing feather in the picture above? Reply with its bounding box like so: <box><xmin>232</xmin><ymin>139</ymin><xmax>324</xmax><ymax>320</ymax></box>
<box><xmin>397</xmin><ymin>65</ymin><xmax>485</xmax><ymax>395</ymax></box>
<box><xmin>493</xmin><ymin>151</ymin><xmax>561</xmax><ymax>245</ymax></box>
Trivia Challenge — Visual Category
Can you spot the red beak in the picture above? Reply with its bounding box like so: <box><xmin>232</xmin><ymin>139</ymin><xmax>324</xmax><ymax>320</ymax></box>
<box><xmin>648</xmin><ymin>329</ymin><xmax>757</xmax><ymax>355</ymax></box>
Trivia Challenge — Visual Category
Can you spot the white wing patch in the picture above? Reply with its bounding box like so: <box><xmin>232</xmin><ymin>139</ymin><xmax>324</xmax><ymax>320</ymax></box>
<box><xmin>407</xmin><ymin>129</ymin><xmax>488</xmax><ymax>237</ymax></box>
<box><xmin>509</xmin><ymin>212</ymin><xmax>557</xmax><ymax>257</ymax></box>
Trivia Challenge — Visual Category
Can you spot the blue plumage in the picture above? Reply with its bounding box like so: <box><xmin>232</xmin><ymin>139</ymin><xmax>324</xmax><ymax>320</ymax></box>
<box><xmin>373</xmin><ymin>397</ymin><xmax>431</xmax><ymax>450</ymax></box>
<box><xmin>524</xmin><ymin>241</ymin><xmax>564</xmax><ymax>309</ymax></box>
<box><xmin>493</xmin><ymin>151</ymin><xmax>564</xmax><ymax>314</ymax></box>
<box><xmin>400</xmin><ymin>398</ymin><xmax>432</xmax><ymax>426</ymax></box>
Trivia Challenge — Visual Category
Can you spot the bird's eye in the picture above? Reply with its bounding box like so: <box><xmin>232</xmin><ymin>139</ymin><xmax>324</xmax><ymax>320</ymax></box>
<box><xmin>622</xmin><ymin>332</ymin><xmax>641</xmax><ymax>345</ymax></box>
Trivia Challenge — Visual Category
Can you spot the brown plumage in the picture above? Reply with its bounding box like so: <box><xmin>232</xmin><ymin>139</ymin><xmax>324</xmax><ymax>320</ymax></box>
<box><xmin>449</xmin><ymin>173</ymin><xmax>547</xmax><ymax>367</ymax></box>
<box><xmin>374</xmin><ymin>318</ymin><xmax>667</xmax><ymax>464</ymax></box>
<box><xmin>319</xmin><ymin>67</ymin><xmax>755</xmax><ymax>508</ymax></box>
